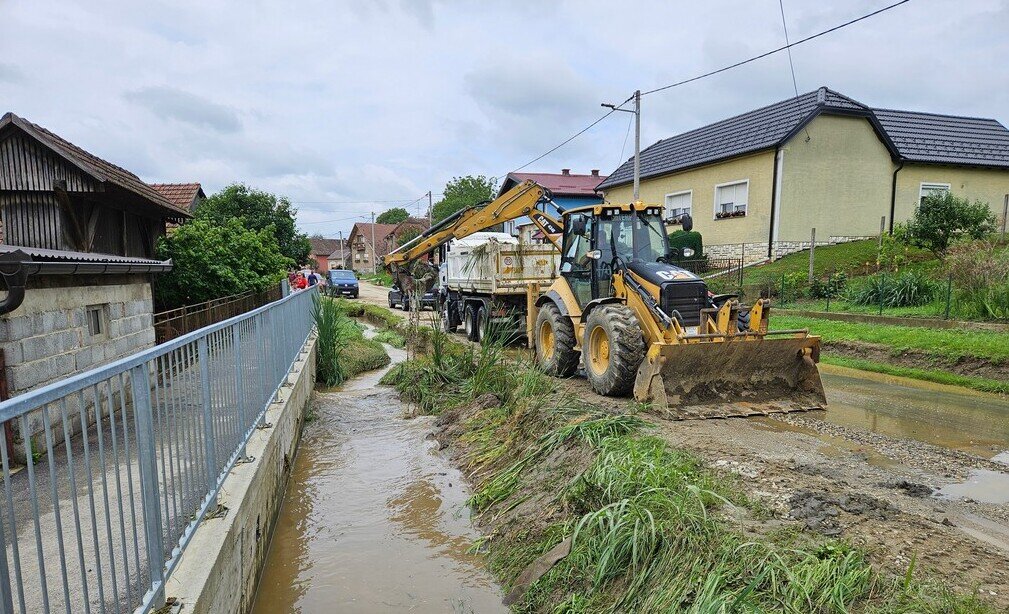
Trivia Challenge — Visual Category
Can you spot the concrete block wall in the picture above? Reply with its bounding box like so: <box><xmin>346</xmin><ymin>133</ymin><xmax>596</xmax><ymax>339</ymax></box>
<box><xmin>0</xmin><ymin>274</ymin><xmax>156</xmax><ymax>458</ymax></box>
<box><xmin>705</xmin><ymin>235</ymin><xmax>878</xmax><ymax>265</ymax></box>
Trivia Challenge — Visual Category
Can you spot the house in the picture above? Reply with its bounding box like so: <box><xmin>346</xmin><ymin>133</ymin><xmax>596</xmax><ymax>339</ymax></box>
<box><xmin>498</xmin><ymin>169</ymin><xmax>607</xmax><ymax>210</ymax></box>
<box><xmin>346</xmin><ymin>222</ymin><xmax>398</xmax><ymax>272</ymax></box>
<box><xmin>597</xmin><ymin>87</ymin><xmax>1009</xmax><ymax>262</ymax></box>
<box><xmin>386</xmin><ymin>217</ymin><xmax>430</xmax><ymax>250</ymax></box>
<box><xmin>0</xmin><ymin>111</ymin><xmax>188</xmax><ymax>458</ymax></box>
<box><xmin>308</xmin><ymin>237</ymin><xmax>346</xmax><ymax>272</ymax></box>
<box><xmin>150</xmin><ymin>182</ymin><xmax>205</xmax><ymax>214</ymax></box>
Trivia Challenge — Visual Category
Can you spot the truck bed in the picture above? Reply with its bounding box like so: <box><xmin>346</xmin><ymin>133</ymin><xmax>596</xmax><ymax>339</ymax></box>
<box><xmin>445</xmin><ymin>241</ymin><xmax>558</xmax><ymax>295</ymax></box>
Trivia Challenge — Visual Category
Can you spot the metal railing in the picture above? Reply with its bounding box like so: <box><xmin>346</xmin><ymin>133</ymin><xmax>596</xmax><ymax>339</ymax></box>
<box><xmin>153</xmin><ymin>286</ymin><xmax>282</xmax><ymax>344</ymax></box>
<box><xmin>0</xmin><ymin>286</ymin><xmax>317</xmax><ymax>614</ymax></box>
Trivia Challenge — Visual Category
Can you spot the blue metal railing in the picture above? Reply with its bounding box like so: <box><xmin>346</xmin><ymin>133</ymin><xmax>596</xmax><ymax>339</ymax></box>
<box><xmin>0</xmin><ymin>286</ymin><xmax>317</xmax><ymax>614</ymax></box>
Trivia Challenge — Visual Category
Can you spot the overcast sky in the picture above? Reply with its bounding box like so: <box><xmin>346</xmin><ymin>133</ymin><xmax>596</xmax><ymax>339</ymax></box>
<box><xmin>2</xmin><ymin>0</ymin><xmax>1006</xmax><ymax>237</ymax></box>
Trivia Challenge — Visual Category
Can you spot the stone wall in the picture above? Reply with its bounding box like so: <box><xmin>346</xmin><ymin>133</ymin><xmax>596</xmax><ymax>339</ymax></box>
<box><xmin>0</xmin><ymin>274</ymin><xmax>155</xmax><ymax>457</ymax></box>
<box><xmin>705</xmin><ymin>236</ymin><xmax>877</xmax><ymax>265</ymax></box>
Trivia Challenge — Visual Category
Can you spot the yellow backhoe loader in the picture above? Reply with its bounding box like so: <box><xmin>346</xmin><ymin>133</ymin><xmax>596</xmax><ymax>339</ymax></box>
<box><xmin>384</xmin><ymin>180</ymin><xmax>825</xmax><ymax>419</ymax></box>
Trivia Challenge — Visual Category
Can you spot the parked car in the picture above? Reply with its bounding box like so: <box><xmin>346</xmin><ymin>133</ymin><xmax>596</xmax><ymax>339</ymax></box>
<box><xmin>388</xmin><ymin>284</ymin><xmax>437</xmax><ymax>311</ymax></box>
<box><xmin>327</xmin><ymin>269</ymin><xmax>359</xmax><ymax>298</ymax></box>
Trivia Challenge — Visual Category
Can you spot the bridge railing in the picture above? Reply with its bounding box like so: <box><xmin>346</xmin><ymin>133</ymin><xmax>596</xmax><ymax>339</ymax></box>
<box><xmin>0</xmin><ymin>286</ymin><xmax>317</xmax><ymax>614</ymax></box>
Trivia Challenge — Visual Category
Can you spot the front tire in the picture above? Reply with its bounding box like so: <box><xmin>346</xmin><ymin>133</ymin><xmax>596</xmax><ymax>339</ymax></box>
<box><xmin>582</xmin><ymin>304</ymin><xmax>645</xmax><ymax>396</ymax></box>
<box><xmin>388</xmin><ymin>295</ymin><xmax>395</xmax><ymax>309</ymax></box>
<box><xmin>534</xmin><ymin>303</ymin><xmax>578</xmax><ymax>377</ymax></box>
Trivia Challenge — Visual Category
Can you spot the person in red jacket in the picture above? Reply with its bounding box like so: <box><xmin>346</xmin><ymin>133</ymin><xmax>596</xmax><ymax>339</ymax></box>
<box><xmin>293</xmin><ymin>272</ymin><xmax>308</xmax><ymax>290</ymax></box>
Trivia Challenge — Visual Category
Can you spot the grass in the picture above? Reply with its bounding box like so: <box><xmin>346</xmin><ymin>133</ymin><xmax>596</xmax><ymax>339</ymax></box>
<box><xmin>771</xmin><ymin>314</ymin><xmax>1009</xmax><ymax>363</ymax></box>
<box><xmin>381</xmin><ymin>332</ymin><xmax>997</xmax><ymax>612</ymax></box>
<box><xmin>312</xmin><ymin>296</ymin><xmax>390</xmax><ymax>386</ymax></box>
<box><xmin>821</xmin><ymin>356</ymin><xmax>1009</xmax><ymax>395</ymax></box>
<box><xmin>359</xmin><ymin>271</ymin><xmax>394</xmax><ymax>286</ymax></box>
<box><xmin>372</xmin><ymin>329</ymin><xmax>406</xmax><ymax>348</ymax></box>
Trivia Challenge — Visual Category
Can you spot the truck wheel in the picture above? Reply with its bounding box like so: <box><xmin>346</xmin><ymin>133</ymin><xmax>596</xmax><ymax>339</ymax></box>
<box><xmin>402</xmin><ymin>296</ymin><xmax>411</xmax><ymax>311</ymax></box>
<box><xmin>388</xmin><ymin>295</ymin><xmax>395</xmax><ymax>309</ymax></box>
<box><xmin>464</xmin><ymin>304</ymin><xmax>478</xmax><ymax>341</ymax></box>
<box><xmin>476</xmin><ymin>306</ymin><xmax>489</xmax><ymax>343</ymax></box>
<box><xmin>534</xmin><ymin>303</ymin><xmax>578</xmax><ymax>377</ymax></box>
<box><xmin>442</xmin><ymin>302</ymin><xmax>457</xmax><ymax>333</ymax></box>
<box><xmin>582</xmin><ymin>304</ymin><xmax>645</xmax><ymax>396</ymax></box>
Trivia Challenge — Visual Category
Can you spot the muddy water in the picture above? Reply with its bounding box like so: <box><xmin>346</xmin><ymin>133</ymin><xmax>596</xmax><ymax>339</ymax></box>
<box><xmin>815</xmin><ymin>364</ymin><xmax>1009</xmax><ymax>458</ymax></box>
<box><xmin>251</xmin><ymin>342</ymin><xmax>506</xmax><ymax>613</ymax></box>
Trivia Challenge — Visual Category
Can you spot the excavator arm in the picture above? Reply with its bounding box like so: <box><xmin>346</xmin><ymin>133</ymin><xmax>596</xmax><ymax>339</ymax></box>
<box><xmin>383</xmin><ymin>180</ymin><xmax>561</xmax><ymax>269</ymax></box>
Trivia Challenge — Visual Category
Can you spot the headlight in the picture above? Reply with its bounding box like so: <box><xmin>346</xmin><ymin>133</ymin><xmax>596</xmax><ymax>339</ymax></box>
<box><xmin>682</xmin><ymin>248</ymin><xmax>695</xmax><ymax>258</ymax></box>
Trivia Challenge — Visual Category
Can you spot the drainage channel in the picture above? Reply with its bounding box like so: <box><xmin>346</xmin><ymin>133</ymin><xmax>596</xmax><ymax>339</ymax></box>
<box><xmin>251</xmin><ymin>333</ymin><xmax>506</xmax><ymax>613</ymax></box>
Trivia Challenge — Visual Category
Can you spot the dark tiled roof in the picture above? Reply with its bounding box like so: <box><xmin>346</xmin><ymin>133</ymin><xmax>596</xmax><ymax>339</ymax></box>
<box><xmin>873</xmin><ymin>109</ymin><xmax>1009</xmax><ymax>168</ymax></box>
<box><xmin>501</xmin><ymin>171</ymin><xmax>607</xmax><ymax>197</ymax></box>
<box><xmin>0</xmin><ymin>112</ymin><xmax>192</xmax><ymax>218</ymax></box>
<box><xmin>309</xmin><ymin>238</ymin><xmax>344</xmax><ymax>256</ymax></box>
<box><xmin>150</xmin><ymin>182</ymin><xmax>205</xmax><ymax>211</ymax></box>
<box><xmin>598</xmin><ymin>87</ymin><xmax>871</xmax><ymax>190</ymax></box>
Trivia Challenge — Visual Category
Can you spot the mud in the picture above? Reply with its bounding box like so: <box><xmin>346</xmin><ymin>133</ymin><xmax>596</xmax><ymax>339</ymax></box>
<box><xmin>251</xmin><ymin>341</ymin><xmax>505</xmax><ymax>613</ymax></box>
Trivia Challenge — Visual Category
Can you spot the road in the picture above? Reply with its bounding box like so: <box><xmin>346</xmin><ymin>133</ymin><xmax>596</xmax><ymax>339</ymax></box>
<box><xmin>354</xmin><ymin>280</ymin><xmax>391</xmax><ymax>308</ymax></box>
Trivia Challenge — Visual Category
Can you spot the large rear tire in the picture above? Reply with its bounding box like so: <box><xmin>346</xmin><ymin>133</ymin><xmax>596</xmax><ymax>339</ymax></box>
<box><xmin>442</xmin><ymin>301</ymin><xmax>457</xmax><ymax>333</ymax></box>
<box><xmin>476</xmin><ymin>306</ymin><xmax>488</xmax><ymax>343</ymax></box>
<box><xmin>582</xmin><ymin>304</ymin><xmax>645</xmax><ymax>396</ymax></box>
<box><xmin>464</xmin><ymin>304</ymin><xmax>479</xmax><ymax>342</ymax></box>
<box><xmin>534</xmin><ymin>303</ymin><xmax>578</xmax><ymax>377</ymax></box>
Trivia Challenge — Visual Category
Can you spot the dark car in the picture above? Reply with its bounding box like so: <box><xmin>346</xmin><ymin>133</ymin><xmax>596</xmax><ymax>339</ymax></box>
<box><xmin>388</xmin><ymin>284</ymin><xmax>437</xmax><ymax>311</ymax></box>
<box><xmin>327</xmin><ymin>269</ymin><xmax>359</xmax><ymax>298</ymax></box>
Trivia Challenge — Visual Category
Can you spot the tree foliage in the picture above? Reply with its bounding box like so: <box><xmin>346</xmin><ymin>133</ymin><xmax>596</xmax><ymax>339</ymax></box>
<box><xmin>902</xmin><ymin>192</ymin><xmax>996</xmax><ymax>257</ymax></box>
<box><xmin>154</xmin><ymin>219</ymin><xmax>293</xmax><ymax>309</ymax></box>
<box><xmin>376</xmin><ymin>207</ymin><xmax>410</xmax><ymax>224</ymax></box>
<box><xmin>395</xmin><ymin>225</ymin><xmax>423</xmax><ymax>246</ymax></box>
<box><xmin>431</xmin><ymin>175</ymin><xmax>496</xmax><ymax>222</ymax></box>
<box><xmin>194</xmin><ymin>183</ymin><xmax>311</xmax><ymax>264</ymax></box>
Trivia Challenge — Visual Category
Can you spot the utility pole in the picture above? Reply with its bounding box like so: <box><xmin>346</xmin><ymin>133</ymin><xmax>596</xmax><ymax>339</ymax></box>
<box><xmin>427</xmin><ymin>190</ymin><xmax>433</xmax><ymax>225</ymax></box>
<box><xmin>338</xmin><ymin>230</ymin><xmax>344</xmax><ymax>269</ymax></box>
<box><xmin>602</xmin><ymin>89</ymin><xmax>642</xmax><ymax>201</ymax></box>
<box><xmin>370</xmin><ymin>210</ymin><xmax>377</xmax><ymax>275</ymax></box>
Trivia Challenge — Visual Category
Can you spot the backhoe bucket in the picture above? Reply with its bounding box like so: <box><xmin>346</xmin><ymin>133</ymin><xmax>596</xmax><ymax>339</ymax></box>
<box><xmin>633</xmin><ymin>335</ymin><xmax>826</xmax><ymax>419</ymax></box>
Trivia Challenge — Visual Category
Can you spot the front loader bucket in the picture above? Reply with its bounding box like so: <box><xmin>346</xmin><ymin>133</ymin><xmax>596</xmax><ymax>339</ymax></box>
<box><xmin>633</xmin><ymin>335</ymin><xmax>826</xmax><ymax>420</ymax></box>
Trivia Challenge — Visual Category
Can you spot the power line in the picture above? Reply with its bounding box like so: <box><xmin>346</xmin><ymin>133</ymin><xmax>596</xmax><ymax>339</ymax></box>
<box><xmin>291</xmin><ymin>196</ymin><xmax>441</xmax><ymax>205</ymax></box>
<box><xmin>640</xmin><ymin>0</ymin><xmax>912</xmax><ymax>97</ymax></box>
<box><xmin>778</xmin><ymin>0</ymin><xmax>810</xmax><ymax>141</ymax></box>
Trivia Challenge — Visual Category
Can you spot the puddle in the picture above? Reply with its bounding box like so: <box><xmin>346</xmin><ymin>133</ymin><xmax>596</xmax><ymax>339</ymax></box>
<box><xmin>936</xmin><ymin>469</ymin><xmax>1009</xmax><ymax>504</ymax></box>
<box><xmin>813</xmin><ymin>364</ymin><xmax>1009</xmax><ymax>458</ymax></box>
<box><xmin>251</xmin><ymin>339</ymin><xmax>505</xmax><ymax>613</ymax></box>
<box><xmin>751</xmin><ymin>417</ymin><xmax>898</xmax><ymax>468</ymax></box>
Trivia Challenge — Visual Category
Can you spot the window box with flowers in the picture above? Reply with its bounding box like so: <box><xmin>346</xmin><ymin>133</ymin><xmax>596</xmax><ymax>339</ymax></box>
<box><xmin>713</xmin><ymin>180</ymin><xmax>748</xmax><ymax>220</ymax></box>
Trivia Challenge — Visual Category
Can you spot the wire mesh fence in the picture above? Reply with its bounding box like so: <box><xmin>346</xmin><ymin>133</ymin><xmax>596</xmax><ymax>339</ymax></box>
<box><xmin>0</xmin><ymin>286</ymin><xmax>316</xmax><ymax>614</ymax></box>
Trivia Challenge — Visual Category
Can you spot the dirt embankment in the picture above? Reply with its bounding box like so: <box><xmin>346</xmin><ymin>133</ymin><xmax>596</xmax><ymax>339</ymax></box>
<box><xmin>824</xmin><ymin>339</ymin><xmax>1009</xmax><ymax>381</ymax></box>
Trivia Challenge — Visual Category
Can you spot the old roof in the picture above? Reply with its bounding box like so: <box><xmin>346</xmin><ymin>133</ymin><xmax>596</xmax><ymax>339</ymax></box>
<box><xmin>386</xmin><ymin>217</ymin><xmax>430</xmax><ymax>237</ymax></box>
<box><xmin>873</xmin><ymin>109</ymin><xmax>1009</xmax><ymax>168</ymax></box>
<box><xmin>0</xmin><ymin>112</ymin><xmax>192</xmax><ymax>218</ymax></box>
<box><xmin>500</xmin><ymin>170</ymin><xmax>608</xmax><ymax>197</ymax></box>
<box><xmin>308</xmin><ymin>237</ymin><xmax>344</xmax><ymax>256</ymax></box>
<box><xmin>598</xmin><ymin>87</ymin><xmax>877</xmax><ymax>190</ymax></box>
<box><xmin>349</xmin><ymin>223</ymin><xmax>399</xmax><ymax>244</ymax></box>
<box><xmin>150</xmin><ymin>182</ymin><xmax>205</xmax><ymax>212</ymax></box>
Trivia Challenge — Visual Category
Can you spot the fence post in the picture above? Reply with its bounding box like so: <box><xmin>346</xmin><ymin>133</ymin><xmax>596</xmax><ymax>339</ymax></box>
<box><xmin>0</xmin><ymin>494</ymin><xmax>14</xmax><ymax>614</ymax></box>
<box><xmin>130</xmin><ymin>364</ymin><xmax>166</xmax><ymax>609</ymax></box>
<box><xmin>808</xmin><ymin>228</ymin><xmax>816</xmax><ymax>283</ymax></box>
<box><xmin>879</xmin><ymin>272</ymin><xmax>885</xmax><ymax>316</ymax></box>
<box><xmin>1002</xmin><ymin>194</ymin><xmax>1007</xmax><ymax>241</ymax></box>
<box><xmin>198</xmin><ymin>337</ymin><xmax>218</xmax><ymax>490</ymax></box>
<box><xmin>233</xmin><ymin>326</ymin><xmax>248</xmax><ymax>460</ymax></box>
<box><xmin>944</xmin><ymin>272</ymin><xmax>953</xmax><ymax>320</ymax></box>
<box><xmin>878</xmin><ymin>216</ymin><xmax>886</xmax><ymax>272</ymax></box>
<box><xmin>780</xmin><ymin>274</ymin><xmax>786</xmax><ymax>306</ymax></box>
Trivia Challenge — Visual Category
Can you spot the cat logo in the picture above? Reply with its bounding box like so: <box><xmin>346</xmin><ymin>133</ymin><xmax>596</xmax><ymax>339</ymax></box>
<box><xmin>503</xmin><ymin>257</ymin><xmax>514</xmax><ymax>266</ymax></box>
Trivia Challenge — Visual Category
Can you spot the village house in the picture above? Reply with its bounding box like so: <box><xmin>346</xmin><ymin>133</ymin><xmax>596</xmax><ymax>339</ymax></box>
<box><xmin>386</xmin><ymin>217</ymin><xmax>430</xmax><ymax>250</ymax></box>
<box><xmin>308</xmin><ymin>237</ymin><xmax>347</xmax><ymax>272</ymax></box>
<box><xmin>347</xmin><ymin>222</ymin><xmax>398</xmax><ymax>272</ymax></box>
<box><xmin>0</xmin><ymin>111</ymin><xmax>188</xmax><ymax>456</ymax></box>
<box><xmin>151</xmin><ymin>182</ymin><xmax>205</xmax><ymax>214</ymax></box>
<box><xmin>499</xmin><ymin>169</ymin><xmax>607</xmax><ymax>241</ymax></box>
<box><xmin>597</xmin><ymin>87</ymin><xmax>1009</xmax><ymax>262</ymax></box>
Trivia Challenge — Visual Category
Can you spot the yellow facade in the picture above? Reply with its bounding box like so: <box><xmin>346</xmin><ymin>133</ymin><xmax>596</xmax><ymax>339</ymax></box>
<box><xmin>894</xmin><ymin>164</ymin><xmax>1009</xmax><ymax>224</ymax></box>
<box><xmin>602</xmin><ymin>149</ymin><xmax>776</xmax><ymax>246</ymax></box>
<box><xmin>777</xmin><ymin>114</ymin><xmax>893</xmax><ymax>241</ymax></box>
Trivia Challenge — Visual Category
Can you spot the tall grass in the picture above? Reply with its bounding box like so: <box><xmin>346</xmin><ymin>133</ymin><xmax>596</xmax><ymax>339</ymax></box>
<box><xmin>312</xmin><ymin>295</ymin><xmax>390</xmax><ymax>386</ymax></box>
<box><xmin>847</xmin><ymin>270</ymin><xmax>937</xmax><ymax>308</ymax></box>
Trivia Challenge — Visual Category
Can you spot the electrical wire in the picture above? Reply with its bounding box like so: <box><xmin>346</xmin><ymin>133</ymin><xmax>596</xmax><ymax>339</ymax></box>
<box><xmin>640</xmin><ymin>0</ymin><xmax>912</xmax><ymax>97</ymax></box>
<box><xmin>778</xmin><ymin>0</ymin><xmax>810</xmax><ymax>140</ymax></box>
<box><xmin>617</xmin><ymin>110</ymin><xmax>634</xmax><ymax>168</ymax></box>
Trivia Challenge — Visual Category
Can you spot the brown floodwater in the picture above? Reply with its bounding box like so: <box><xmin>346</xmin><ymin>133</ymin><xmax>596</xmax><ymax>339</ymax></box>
<box><xmin>814</xmin><ymin>364</ymin><xmax>1009</xmax><ymax>458</ymax></box>
<box><xmin>251</xmin><ymin>341</ymin><xmax>506</xmax><ymax>613</ymax></box>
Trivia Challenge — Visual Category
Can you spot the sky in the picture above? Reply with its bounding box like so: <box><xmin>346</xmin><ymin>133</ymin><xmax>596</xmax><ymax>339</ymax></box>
<box><xmin>2</xmin><ymin>0</ymin><xmax>1007</xmax><ymax>238</ymax></box>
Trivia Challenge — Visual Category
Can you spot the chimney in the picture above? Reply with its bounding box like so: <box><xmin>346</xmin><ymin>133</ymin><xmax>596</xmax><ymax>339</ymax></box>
<box><xmin>591</xmin><ymin>169</ymin><xmax>599</xmax><ymax>177</ymax></box>
<box><xmin>561</xmin><ymin>169</ymin><xmax>570</xmax><ymax>176</ymax></box>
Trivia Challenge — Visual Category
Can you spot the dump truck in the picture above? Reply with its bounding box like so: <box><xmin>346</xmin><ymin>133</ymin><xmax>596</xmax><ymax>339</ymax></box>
<box><xmin>439</xmin><ymin>232</ymin><xmax>560</xmax><ymax>342</ymax></box>
<box><xmin>384</xmin><ymin>180</ymin><xmax>826</xmax><ymax>419</ymax></box>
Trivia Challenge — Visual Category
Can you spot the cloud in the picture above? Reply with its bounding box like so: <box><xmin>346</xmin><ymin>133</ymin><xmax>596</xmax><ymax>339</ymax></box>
<box><xmin>0</xmin><ymin>63</ymin><xmax>26</xmax><ymax>84</ymax></box>
<box><xmin>123</xmin><ymin>86</ymin><xmax>242</xmax><ymax>134</ymax></box>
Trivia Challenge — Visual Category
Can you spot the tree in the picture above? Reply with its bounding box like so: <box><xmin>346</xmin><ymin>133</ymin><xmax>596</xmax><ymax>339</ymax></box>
<box><xmin>902</xmin><ymin>192</ymin><xmax>996</xmax><ymax>257</ymax></box>
<box><xmin>376</xmin><ymin>207</ymin><xmax>410</xmax><ymax>224</ymax></box>
<box><xmin>395</xmin><ymin>225</ymin><xmax>423</xmax><ymax>246</ymax></box>
<box><xmin>194</xmin><ymin>183</ymin><xmax>311</xmax><ymax>264</ymax></box>
<box><xmin>431</xmin><ymin>175</ymin><xmax>496</xmax><ymax>222</ymax></box>
<box><xmin>154</xmin><ymin>218</ymin><xmax>293</xmax><ymax>309</ymax></box>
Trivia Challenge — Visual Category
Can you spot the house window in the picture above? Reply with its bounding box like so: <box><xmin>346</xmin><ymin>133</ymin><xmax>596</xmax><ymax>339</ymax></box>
<box><xmin>919</xmin><ymin>182</ymin><xmax>950</xmax><ymax>205</ymax></box>
<box><xmin>714</xmin><ymin>180</ymin><xmax>748</xmax><ymax>219</ymax></box>
<box><xmin>86</xmin><ymin>305</ymin><xmax>107</xmax><ymax>337</ymax></box>
<box><xmin>664</xmin><ymin>191</ymin><xmax>692</xmax><ymax>223</ymax></box>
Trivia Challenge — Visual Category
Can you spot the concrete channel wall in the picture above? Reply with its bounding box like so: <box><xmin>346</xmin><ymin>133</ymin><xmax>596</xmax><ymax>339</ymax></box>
<box><xmin>164</xmin><ymin>335</ymin><xmax>317</xmax><ymax>614</ymax></box>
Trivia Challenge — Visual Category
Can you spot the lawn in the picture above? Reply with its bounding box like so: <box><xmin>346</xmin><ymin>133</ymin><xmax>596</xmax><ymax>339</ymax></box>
<box><xmin>770</xmin><ymin>314</ymin><xmax>1009</xmax><ymax>363</ymax></box>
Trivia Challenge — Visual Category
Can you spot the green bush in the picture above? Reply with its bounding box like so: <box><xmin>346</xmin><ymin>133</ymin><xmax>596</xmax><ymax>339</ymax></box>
<box><xmin>809</xmin><ymin>271</ymin><xmax>848</xmax><ymax>299</ymax></box>
<box><xmin>667</xmin><ymin>230</ymin><xmax>703</xmax><ymax>260</ymax></box>
<box><xmin>903</xmin><ymin>192</ymin><xmax>996</xmax><ymax>256</ymax></box>
<box><xmin>945</xmin><ymin>239</ymin><xmax>1009</xmax><ymax>320</ymax></box>
<box><xmin>847</xmin><ymin>271</ymin><xmax>937</xmax><ymax>308</ymax></box>
<box><xmin>312</xmin><ymin>296</ymin><xmax>390</xmax><ymax>386</ymax></box>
